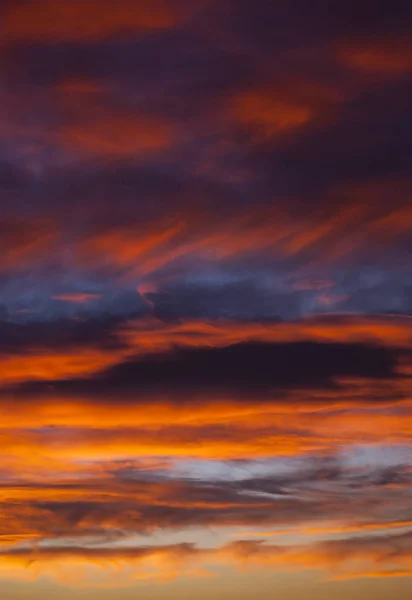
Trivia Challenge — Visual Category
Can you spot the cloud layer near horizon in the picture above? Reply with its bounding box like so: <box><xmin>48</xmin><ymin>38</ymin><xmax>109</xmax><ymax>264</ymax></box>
<box><xmin>1</xmin><ymin>313</ymin><xmax>412</xmax><ymax>586</ymax></box>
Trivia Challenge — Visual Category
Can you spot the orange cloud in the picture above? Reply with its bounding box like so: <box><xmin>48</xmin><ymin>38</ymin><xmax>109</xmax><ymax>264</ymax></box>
<box><xmin>0</xmin><ymin>533</ymin><xmax>411</xmax><ymax>586</ymax></box>
<box><xmin>121</xmin><ymin>314</ymin><xmax>412</xmax><ymax>354</ymax></box>
<box><xmin>52</xmin><ymin>293</ymin><xmax>102</xmax><ymax>304</ymax></box>
<box><xmin>0</xmin><ymin>389</ymin><xmax>412</xmax><ymax>468</ymax></box>
<box><xmin>0</xmin><ymin>314</ymin><xmax>411</xmax><ymax>579</ymax></box>
<box><xmin>301</xmin><ymin>520</ymin><xmax>412</xmax><ymax>537</ymax></box>
<box><xmin>0</xmin><ymin>346</ymin><xmax>127</xmax><ymax>385</ymax></box>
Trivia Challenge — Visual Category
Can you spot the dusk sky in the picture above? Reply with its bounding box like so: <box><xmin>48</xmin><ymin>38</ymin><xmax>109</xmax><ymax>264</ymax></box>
<box><xmin>1</xmin><ymin>1</ymin><xmax>412</xmax><ymax>598</ymax></box>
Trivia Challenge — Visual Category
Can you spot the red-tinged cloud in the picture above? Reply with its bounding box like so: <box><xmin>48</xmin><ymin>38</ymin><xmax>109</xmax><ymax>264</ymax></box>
<box><xmin>59</xmin><ymin>112</ymin><xmax>175</xmax><ymax>160</ymax></box>
<box><xmin>63</xmin><ymin>182</ymin><xmax>412</xmax><ymax>283</ymax></box>
<box><xmin>338</xmin><ymin>37</ymin><xmax>412</xmax><ymax>73</ymax></box>
<box><xmin>1</xmin><ymin>183</ymin><xmax>412</xmax><ymax>294</ymax></box>
<box><xmin>52</xmin><ymin>78</ymin><xmax>178</xmax><ymax>160</ymax></box>
<box><xmin>0</xmin><ymin>217</ymin><xmax>57</xmax><ymax>272</ymax></box>
<box><xmin>1</xmin><ymin>0</ymin><xmax>188</xmax><ymax>44</ymax></box>
<box><xmin>120</xmin><ymin>314</ymin><xmax>412</xmax><ymax>354</ymax></box>
<box><xmin>231</xmin><ymin>91</ymin><xmax>313</xmax><ymax>136</ymax></box>
<box><xmin>52</xmin><ymin>293</ymin><xmax>101</xmax><ymax>303</ymax></box>
<box><xmin>229</xmin><ymin>78</ymin><xmax>342</xmax><ymax>140</ymax></box>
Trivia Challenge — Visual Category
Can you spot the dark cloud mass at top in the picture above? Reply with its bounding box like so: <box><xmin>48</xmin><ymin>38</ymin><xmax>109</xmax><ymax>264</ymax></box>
<box><xmin>0</xmin><ymin>0</ymin><xmax>412</xmax><ymax>321</ymax></box>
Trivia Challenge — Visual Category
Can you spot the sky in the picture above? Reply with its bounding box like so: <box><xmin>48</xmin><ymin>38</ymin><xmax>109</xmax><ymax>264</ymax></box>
<box><xmin>1</xmin><ymin>1</ymin><xmax>412</xmax><ymax>598</ymax></box>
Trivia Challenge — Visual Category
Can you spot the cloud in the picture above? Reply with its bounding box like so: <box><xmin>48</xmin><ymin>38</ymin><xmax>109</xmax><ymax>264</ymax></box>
<box><xmin>52</xmin><ymin>293</ymin><xmax>102</xmax><ymax>304</ymax></box>
<box><xmin>42</xmin><ymin>339</ymin><xmax>397</xmax><ymax>399</ymax></box>
<box><xmin>0</xmin><ymin>314</ymin><xmax>132</xmax><ymax>384</ymax></box>
<box><xmin>1</xmin><ymin>529</ymin><xmax>412</xmax><ymax>586</ymax></box>
<box><xmin>0</xmin><ymin>452</ymin><xmax>410</xmax><ymax>545</ymax></box>
<box><xmin>1</xmin><ymin>0</ymin><xmax>412</xmax><ymax>593</ymax></box>
<box><xmin>59</xmin><ymin>111</ymin><xmax>175</xmax><ymax>160</ymax></box>
<box><xmin>1</xmin><ymin>0</ymin><xmax>189</xmax><ymax>44</ymax></box>
<box><xmin>0</xmin><ymin>216</ymin><xmax>57</xmax><ymax>272</ymax></box>
<box><xmin>0</xmin><ymin>313</ymin><xmax>409</xmax><ymax>390</ymax></box>
<box><xmin>338</xmin><ymin>37</ymin><xmax>412</xmax><ymax>74</ymax></box>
